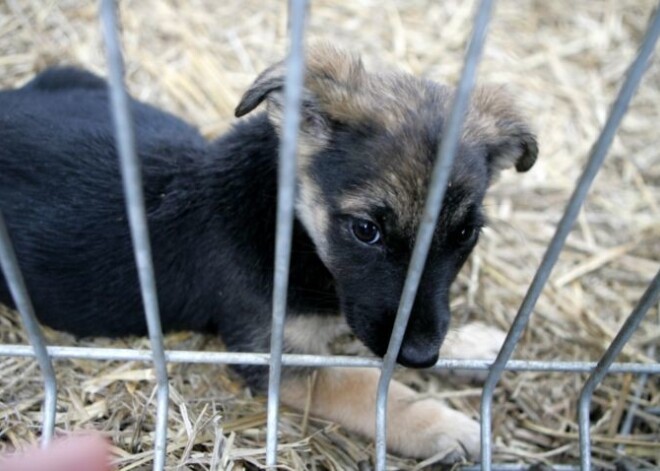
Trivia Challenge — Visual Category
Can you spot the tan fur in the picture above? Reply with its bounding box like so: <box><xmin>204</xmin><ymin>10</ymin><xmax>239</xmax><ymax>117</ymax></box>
<box><xmin>237</xmin><ymin>43</ymin><xmax>446</xmax><ymax>147</ymax></box>
<box><xmin>337</xmin><ymin>174</ymin><xmax>429</xmax><ymax>237</ymax></box>
<box><xmin>295</xmin><ymin>173</ymin><xmax>331</xmax><ymax>260</ymax></box>
<box><xmin>280</xmin><ymin>367</ymin><xmax>480</xmax><ymax>460</ymax></box>
<box><xmin>438</xmin><ymin>322</ymin><xmax>507</xmax><ymax>381</ymax></box>
<box><xmin>236</xmin><ymin>45</ymin><xmax>536</xmax><ymax>238</ymax></box>
<box><xmin>440</xmin><ymin>321</ymin><xmax>506</xmax><ymax>360</ymax></box>
<box><xmin>283</xmin><ymin>315</ymin><xmax>348</xmax><ymax>355</ymax></box>
<box><xmin>464</xmin><ymin>86</ymin><xmax>538</xmax><ymax>173</ymax></box>
<box><xmin>302</xmin><ymin>46</ymin><xmax>449</xmax><ymax>138</ymax></box>
<box><xmin>265</xmin><ymin>96</ymin><xmax>330</xmax><ymax>165</ymax></box>
<box><xmin>236</xmin><ymin>44</ymin><xmax>537</xmax><ymax>173</ymax></box>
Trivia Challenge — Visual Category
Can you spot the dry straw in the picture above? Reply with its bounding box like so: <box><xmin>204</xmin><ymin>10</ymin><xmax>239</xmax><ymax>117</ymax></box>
<box><xmin>1</xmin><ymin>0</ymin><xmax>658</xmax><ymax>469</ymax></box>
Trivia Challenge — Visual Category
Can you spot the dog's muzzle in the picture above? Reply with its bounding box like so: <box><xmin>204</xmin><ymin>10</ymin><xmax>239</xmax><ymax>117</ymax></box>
<box><xmin>397</xmin><ymin>339</ymin><xmax>440</xmax><ymax>368</ymax></box>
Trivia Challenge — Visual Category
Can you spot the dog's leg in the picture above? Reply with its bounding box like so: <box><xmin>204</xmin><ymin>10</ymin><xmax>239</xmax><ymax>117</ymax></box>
<box><xmin>280</xmin><ymin>367</ymin><xmax>479</xmax><ymax>462</ymax></box>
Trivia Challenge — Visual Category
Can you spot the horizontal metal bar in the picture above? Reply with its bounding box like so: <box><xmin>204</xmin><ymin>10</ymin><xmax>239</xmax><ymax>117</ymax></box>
<box><xmin>375</xmin><ymin>0</ymin><xmax>496</xmax><ymax>469</ymax></box>
<box><xmin>0</xmin><ymin>344</ymin><xmax>657</xmax><ymax>374</ymax></box>
<box><xmin>99</xmin><ymin>1</ymin><xmax>170</xmax><ymax>470</ymax></box>
<box><xmin>265</xmin><ymin>0</ymin><xmax>308</xmax><ymax>467</ymax></box>
<box><xmin>0</xmin><ymin>213</ymin><xmax>57</xmax><ymax>448</ymax></box>
<box><xmin>460</xmin><ymin>466</ymin><xmax>579</xmax><ymax>471</ymax></box>
<box><xmin>480</xmin><ymin>4</ymin><xmax>660</xmax><ymax>469</ymax></box>
<box><xmin>578</xmin><ymin>269</ymin><xmax>660</xmax><ymax>470</ymax></box>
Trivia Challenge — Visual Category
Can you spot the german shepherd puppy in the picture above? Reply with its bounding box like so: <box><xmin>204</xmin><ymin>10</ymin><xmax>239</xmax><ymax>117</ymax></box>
<box><xmin>0</xmin><ymin>45</ymin><xmax>537</xmax><ymax>463</ymax></box>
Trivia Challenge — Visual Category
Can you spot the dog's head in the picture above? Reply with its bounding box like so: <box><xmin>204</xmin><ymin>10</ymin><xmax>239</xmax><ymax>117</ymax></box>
<box><xmin>236</xmin><ymin>45</ymin><xmax>537</xmax><ymax>368</ymax></box>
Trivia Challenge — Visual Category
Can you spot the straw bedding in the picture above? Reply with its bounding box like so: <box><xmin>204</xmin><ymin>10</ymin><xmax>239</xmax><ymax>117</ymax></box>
<box><xmin>0</xmin><ymin>0</ymin><xmax>658</xmax><ymax>469</ymax></box>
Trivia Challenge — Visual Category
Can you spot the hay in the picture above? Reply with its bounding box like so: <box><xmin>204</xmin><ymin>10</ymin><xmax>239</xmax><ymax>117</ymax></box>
<box><xmin>0</xmin><ymin>0</ymin><xmax>658</xmax><ymax>469</ymax></box>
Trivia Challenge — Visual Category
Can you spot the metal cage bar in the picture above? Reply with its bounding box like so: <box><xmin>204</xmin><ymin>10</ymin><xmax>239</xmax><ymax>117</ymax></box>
<box><xmin>374</xmin><ymin>0</ymin><xmax>495</xmax><ymax>469</ymax></box>
<box><xmin>99</xmin><ymin>1</ymin><xmax>170</xmax><ymax>470</ymax></box>
<box><xmin>0</xmin><ymin>345</ymin><xmax>657</xmax><ymax>374</ymax></box>
<box><xmin>578</xmin><ymin>269</ymin><xmax>660</xmax><ymax>470</ymax></box>
<box><xmin>480</xmin><ymin>5</ymin><xmax>660</xmax><ymax>469</ymax></box>
<box><xmin>265</xmin><ymin>0</ymin><xmax>308</xmax><ymax>466</ymax></box>
<box><xmin>0</xmin><ymin>213</ymin><xmax>57</xmax><ymax>448</ymax></box>
<box><xmin>618</xmin><ymin>343</ymin><xmax>657</xmax><ymax>446</ymax></box>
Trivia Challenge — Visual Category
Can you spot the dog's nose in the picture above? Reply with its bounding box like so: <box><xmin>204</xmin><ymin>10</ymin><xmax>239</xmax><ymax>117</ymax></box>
<box><xmin>397</xmin><ymin>341</ymin><xmax>439</xmax><ymax>369</ymax></box>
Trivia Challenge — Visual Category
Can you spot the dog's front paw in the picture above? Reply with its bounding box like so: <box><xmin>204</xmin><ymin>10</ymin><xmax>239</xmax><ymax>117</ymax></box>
<box><xmin>390</xmin><ymin>398</ymin><xmax>480</xmax><ymax>463</ymax></box>
<box><xmin>426</xmin><ymin>406</ymin><xmax>481</xmax><ymax>464</ymax></box>
<box><xmin>441</xmin><ymin>321</ymin><xmax>507</xmax><ymax>360</ymax></box>
<box><xmin>437</xmin><ymin>321</ymin><xmax>507</xmax><ymax>381</ymax></box>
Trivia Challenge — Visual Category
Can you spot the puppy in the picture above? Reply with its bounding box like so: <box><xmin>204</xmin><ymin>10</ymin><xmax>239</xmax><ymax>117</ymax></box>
<box><xmin>0</xmin><ymin>45</ymin><xmax>537</xmax><ymax>463</ymax></box>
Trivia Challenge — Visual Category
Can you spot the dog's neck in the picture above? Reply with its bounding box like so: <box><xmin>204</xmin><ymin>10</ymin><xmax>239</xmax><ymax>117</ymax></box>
<box><xmin>203</xmin><ymin>113</ymin><xmax>340</xmax><ymax>318</ymax></box>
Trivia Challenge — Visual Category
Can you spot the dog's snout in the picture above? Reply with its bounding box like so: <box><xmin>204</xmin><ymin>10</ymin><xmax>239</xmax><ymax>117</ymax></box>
<box><xmin>397</xmin><ymin>341</ymin><xmax>440</xmax><ymax>369</ymax></box>
<box><xmin>395</xmin><ymin>298</ymin><xmax>448</xmax><ymax>369</ymax></box>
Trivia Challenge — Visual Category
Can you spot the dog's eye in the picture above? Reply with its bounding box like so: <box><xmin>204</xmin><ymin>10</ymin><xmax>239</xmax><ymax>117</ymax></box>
<box><xmin>351</xmin><ymin>219</ymin><xmax>381</xmax><ymax>245</ymax></box>
<box><xmin>454</xmin><ymin>226</ymin><xmax>478</xmax><ymax>245</ymax></box>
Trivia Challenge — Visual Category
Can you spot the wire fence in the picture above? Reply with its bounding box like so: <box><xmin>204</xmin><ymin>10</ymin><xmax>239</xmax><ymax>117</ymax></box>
<box><xmin>0</xmin><ymin>0</ymin><xmax>659</xmax><ymax>470</ymax></box>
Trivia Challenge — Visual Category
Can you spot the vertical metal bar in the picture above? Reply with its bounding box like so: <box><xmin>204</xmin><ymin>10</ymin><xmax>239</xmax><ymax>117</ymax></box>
<box><xmin>99</xmin><ymin>1</ymin><xmax>170</xmax><ymax>470</ymax></box>
<box><xmin>617</xmin><ymin>341</ymin><xmax>656</xmax><ymax>448</ymax></box>
<box><xmin>374</xmin><ymin>1</ymin><xmax>495</xmax><ymax>469</ymax></box>
<box><xmin>480</xmin><ymin>7</ymin><xmax>660</xmax><ymax>469</ymax></box>
<box><xmin>578</xmin><ymin>269</ymin><xmax>660</xmax><ymax>470</ymax></box>
<box><xmin>0</xmin><ymin>213</ymin><xmax>57</xmax><ymax>448</ymax></box>
<box><xmin>265</xmin><ymin>0</ymin><xmax>308</xmax><ymax>467</ymax></box>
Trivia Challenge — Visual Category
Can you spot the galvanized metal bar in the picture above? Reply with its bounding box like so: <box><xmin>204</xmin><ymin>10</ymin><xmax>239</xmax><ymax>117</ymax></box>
<box><xmin>265</xmin><ymin>0</ymin><xmax>308</xmax><ymax>466</ymax></box>
<box><xmin>374</xmin><ymin>1</ymin><xmax>495</xmax><ymax>469</ymax></box>
<box><xmin>618</xmin><ymin>342</ymin><xmax>656</xmax><ymax>447</ymax></box>
<box><xmin>578</xmin><ymin>269</ymin><xmax>660</xmax><ymax>470</ymax></box>
<box><xmin>480</xmin><ymin>7</ymin><xmax>660</xmax><ymax>469</ymax></box>
<box><xmin>460</xmin><ymin>466</ymin><xmax>579</xmax><ymax>471</ymax></box>
<box><xmin>0</xmin><ymin>345</ymin><xmax>657</xmax><ymax>374</ymax></box>
<box><xmin>0</xmin><ymin>213</ymin><xmax>57</xmax><ymax>448</ymax></box>
<box><xmin>99</xmin><ymin>1</ymin><xmax>170</xmax><ymax>470</ymax></box>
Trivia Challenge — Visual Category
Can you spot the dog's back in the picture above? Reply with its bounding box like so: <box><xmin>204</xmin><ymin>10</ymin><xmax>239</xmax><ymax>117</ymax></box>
<box><xmin>0</xmin><ymin>67</ymin><xmax>209</xmax><ymax>336</ymax></box>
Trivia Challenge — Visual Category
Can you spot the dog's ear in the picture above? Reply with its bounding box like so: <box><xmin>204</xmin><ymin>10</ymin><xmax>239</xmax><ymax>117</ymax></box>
<box><xmin>464</xmin><ymin>86</ymin><xmax>538</xmax><ymax>176</ymax></box>
<box><xmin>234</xmin><ymin>61</ymin><xmax>287</xmax><ymax>118</ymax></box>
<box><xmin>235</xmin><ymin>45</ymin><xmax>367</xmax><ymax>148</ymax></box>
